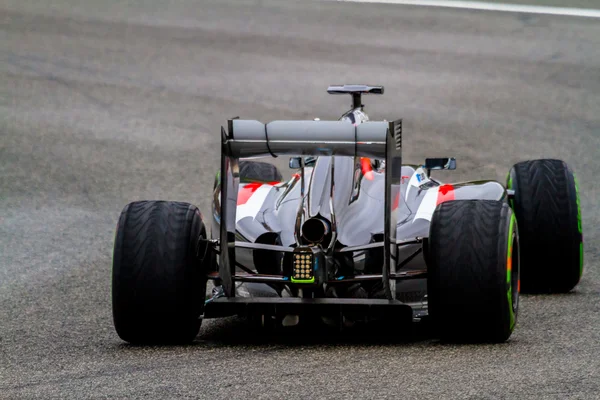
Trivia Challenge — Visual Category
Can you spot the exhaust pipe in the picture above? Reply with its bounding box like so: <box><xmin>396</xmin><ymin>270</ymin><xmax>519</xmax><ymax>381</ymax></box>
<box><xmin>301</xmin><ymin>218</ymin><xmax>330</xmax><ymax>244</ymax></box>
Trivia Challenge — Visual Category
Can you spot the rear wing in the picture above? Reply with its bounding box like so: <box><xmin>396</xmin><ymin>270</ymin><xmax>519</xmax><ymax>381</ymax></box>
<box><xmin>218</xmin><ymin>118</ymin><xmax>403</xmax><ymax>300</ymax></box>
<box><xmin>225</xmin><ymin>119</ymin><xmax>388</xmax><ymax>159</ymax></box>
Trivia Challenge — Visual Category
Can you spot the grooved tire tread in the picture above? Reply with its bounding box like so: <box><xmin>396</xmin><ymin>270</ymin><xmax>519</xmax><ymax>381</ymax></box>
<box><xmin>239</xmin><ymin>160</ymin><xmax>282</xmax><ymax>183</ymax></box>
<box><xmin>112</xmin><ymin>201</ymin><xmax>207</xmax><ymax>344</ymax></box>
<box><xmin>428</xmin><ymin>200</ymin><xmax>518</xmax><ymax>343</ymax></box>
<box><xmin>508</xmin><ymin>159</ymin><xmax>582</xmax><ymax>293</ymax></box>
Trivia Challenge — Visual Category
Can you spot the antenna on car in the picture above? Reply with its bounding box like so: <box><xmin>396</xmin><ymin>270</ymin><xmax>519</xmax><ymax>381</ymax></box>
<box><xmin>327</xmin><ymin>84</ymin><xmax>384</xmax><ymax>110</ymax></box>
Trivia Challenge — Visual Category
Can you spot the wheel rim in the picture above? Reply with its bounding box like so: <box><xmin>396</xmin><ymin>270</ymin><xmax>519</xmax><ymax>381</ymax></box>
<box><xmin>511</xmin><ymin>234</ymin><xmax>520</xmax><ymax>315</ymax></box>
<box><xmin>507</xmin><ymin>214</ymin><xmax>519</xmax><ymax>329</ymax></box>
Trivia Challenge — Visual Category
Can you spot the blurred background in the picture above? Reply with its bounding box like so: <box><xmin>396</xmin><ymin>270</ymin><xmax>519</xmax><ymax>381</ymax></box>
<box><xmin>1</xmin><ymin>0</ymin><xmax>599</xmax><ymax>398</ymax></box>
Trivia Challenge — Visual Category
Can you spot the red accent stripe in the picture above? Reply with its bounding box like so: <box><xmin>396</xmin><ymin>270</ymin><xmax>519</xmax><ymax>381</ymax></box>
<box><xmin>237</xmin><ymin>181</ymin><xmax>280</xmax><ymax>205</ymax></box>
<box><xmin>237</xmin><ymin>182</ymin><xmax>263</xmax><ymax>205</ymax></box>
<box><xmin>436</xmin><ymin>184</ymin><xmax>455</xmax><ymax>205</ymax></box>
<box><xmin>360</xmin><ymin>157</ymin><xmax>374</xmax><ymax>180</ymax></box>
<box><xmin>393</xmin><ymin>192</ymin><xmax>400</xmax><ymax>210</ymax></box>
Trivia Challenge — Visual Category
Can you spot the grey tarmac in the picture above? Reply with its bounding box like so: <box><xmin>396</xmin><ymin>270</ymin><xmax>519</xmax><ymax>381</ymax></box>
<box><xmin>1</xmin><ymin>0</ymin><xmax>599</xmax><ymax>398</ymax></box>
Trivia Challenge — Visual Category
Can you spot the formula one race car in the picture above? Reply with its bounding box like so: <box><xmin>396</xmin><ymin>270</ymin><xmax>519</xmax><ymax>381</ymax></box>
<box><xmin>112</xmin><ymin>85</ymin><xmax>583</xmax><ymax>344</ymax></box>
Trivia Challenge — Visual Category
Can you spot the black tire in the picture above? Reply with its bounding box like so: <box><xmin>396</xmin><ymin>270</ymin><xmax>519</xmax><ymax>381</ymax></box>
<box><xmin>112</xmin><ymin>201</ymin><xmax>208</xmax><ymax>344</ymax></box>
<box><xmin>428</xmin><ymin>200</ymin><xmax>519</xmax><ymax>343</ymax></box>
<box><xmin>507</xmin><ymin>159</ymin><xmax>583</xmax><ymax>293</ymax></box>
<box><xmin>239</xmin><ymin>160</ymin><xmax>282</xmax><ymax>183</ymax></box>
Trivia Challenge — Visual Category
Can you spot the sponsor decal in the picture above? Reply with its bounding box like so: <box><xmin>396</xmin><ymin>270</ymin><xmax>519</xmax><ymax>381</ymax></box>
<box><xmin>406</xmin><ymin>168</ymin><xmax>428</xmax><ymax>199</ymax></box>
<box><xmin>416</xmin><ymin>172</ymin><xmax>431</xmax><ymax>187</ymax></box>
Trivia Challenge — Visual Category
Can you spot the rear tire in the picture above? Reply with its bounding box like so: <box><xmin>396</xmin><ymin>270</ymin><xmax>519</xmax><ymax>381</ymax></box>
<box><xmin>239</xmin><ymin>160</ymin><xmax>282</xmax><ymax>183</ymax></box>
<box><xmin>112</xmin><ymin>201</ymin><xmax>208</xmax><ymax>344</ymax></box>
<box><xmin>507</xmin><ymin>159</ymin><xmax>582</xmax><ymax>293</ymax></box>
<box><xmin>428</xmin><ymin>200</ymin><xmax>519</xmax><ymax>343</ymax></box>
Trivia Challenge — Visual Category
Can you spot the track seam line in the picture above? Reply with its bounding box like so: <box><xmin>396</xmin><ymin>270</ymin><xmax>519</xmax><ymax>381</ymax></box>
<box><xmin>331</xmin><ymin>0</ymin><xmax>600</xmax><ymax>18</ymax></box>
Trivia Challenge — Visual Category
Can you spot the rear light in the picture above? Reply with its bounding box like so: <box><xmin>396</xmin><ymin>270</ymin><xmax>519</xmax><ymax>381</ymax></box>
<box><xmin>292</xmin><ymin>252</ymin><xmax>315</xmax><ymax>283</ymax></box>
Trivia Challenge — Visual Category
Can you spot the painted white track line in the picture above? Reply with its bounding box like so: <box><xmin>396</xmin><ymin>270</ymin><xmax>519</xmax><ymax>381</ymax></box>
<box><xmin>333</xmin><ymin>0</ymin><xmax>600</xmax><ymax>18</ymax></box>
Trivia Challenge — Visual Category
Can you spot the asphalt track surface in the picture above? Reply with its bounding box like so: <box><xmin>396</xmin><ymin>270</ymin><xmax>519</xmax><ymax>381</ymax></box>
<box><xmin>1</xmin><ymin>0</ymin><xmax>599</xmax><ymax>398</ymax></box>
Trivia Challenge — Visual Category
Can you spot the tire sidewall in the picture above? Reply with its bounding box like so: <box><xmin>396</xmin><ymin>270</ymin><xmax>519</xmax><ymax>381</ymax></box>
<box><xmin>427</xmin><ymin>200</ymin><xmax>518</xmax><ymax>342</ymax></box>
<box><xmin>508</xmin><ymin>160</ymin><xmax>582</xmax><ymax>293</ymax></box>
<box><xmin>112</xmin><ymin>201</ymin><xmax>207</xmax><ymax>344</ymax></box>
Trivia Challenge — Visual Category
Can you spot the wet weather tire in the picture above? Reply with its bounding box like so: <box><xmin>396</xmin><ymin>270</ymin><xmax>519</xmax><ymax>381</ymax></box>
<box><xmin>239</xmin><ymin>160</ymin><xmax>282</xmax><ymax>183</ymax></box>
<box><xmin>507</xmin><ymin>159</ymin><xmax>583</xmax><ymax>293</ymax></box>
<box><xmin>112</xmin><ymin>201</ymin><xmax>208</xmax><ymax>344</ymax></box>
<box><xmin>428</xmin><ymin>200</ymin><xmax>519</xmax><ymax>343</ymax></box>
